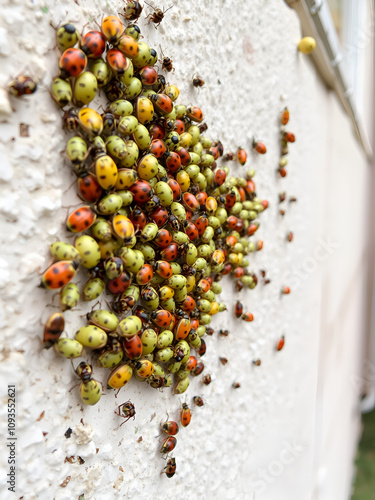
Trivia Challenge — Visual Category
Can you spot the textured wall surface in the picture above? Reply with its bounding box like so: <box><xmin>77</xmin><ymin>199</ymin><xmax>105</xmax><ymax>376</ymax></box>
<box><xmin>0</xmin><ymin>1</ymin><xmax>371</xmax><ymax>499</ymax></box>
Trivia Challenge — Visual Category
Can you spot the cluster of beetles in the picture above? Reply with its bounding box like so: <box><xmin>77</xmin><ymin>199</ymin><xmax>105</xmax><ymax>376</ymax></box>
<box><xmin>5</xmin><ymin>1</ymin><xmax>296</xmax><ymax>479</ymax></box>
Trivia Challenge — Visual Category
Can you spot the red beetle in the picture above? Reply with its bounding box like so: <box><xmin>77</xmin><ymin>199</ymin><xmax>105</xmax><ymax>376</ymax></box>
<box><xmin>66</xmin><ymin>206</ymin><xmax>96</xmax><ymax>233</ymax></box>
<box><xmin>149</xmin><ymin>139</ymin><xmax>166</xmax><ymax>158</ymax></box>
<box><xmin>184</xmin><ymin>356</ymin><xmax>197</xmax><ymax>371</ymax></box>
<box><xmin>149</xmin><ymin>207</ymin><xmax>168</xmax><ymax>229</ymax></box>
<box><xmin>151</xmin><ymin>309</ymin><xmax>173</xmax><ymax>328</ymax></box>
<box><xmin>149</xmin><ymin>123</ymin><xmax>165</xmax><ymax>140</ymax></box>
<box><xmin>195</xmin><ymin>215</ymin><xmax>208</xmax><ymax>236</ymax></box>
<box><xmin>165</xmin><ymin>152</ymin><xmax>181</xmax><ymax>173</ymax></box>
<box><xmin>154</xmin><ymin>229</ymin><xmax>173</xmax><ymax>248</ymax></box>
<box><xmin>174</xmin><ymin>119</ymin><xmax>185</xmax><ymax>135</ymax></box>
<box><xmin>80</xmin><ymin>30</ymin><xmax>106</xmax><ymax>58</ymax></box>
<box><xmin>277</xmin><ymin>335</ymin><xmax>285</xmax><ymax>351</ymax></box>
<box><xmin>241</xmin><ymin>312</ymin><xmax>254</xmax><ymax>322</ymax></box>
<box><xmin>252</xmin><ymin>139</ymin><xmax>267</xmax><ymax>154</ymax></box>
<box><xmin>139</xmin><ymin>66</ymin><xmax>158</xmax><ymax>85</ymax></box>
<box><xmin>136</xmin><ymin>264</ymin><xmax>154</xmax><ymax>285</ymax></box>
<box><xmin>161</xmin><ymin>420</ymin><xmax>179</xmax><ymax>436</ymax></box>
<box><xmin>160</xmin><ymin>436</ymin><xmax>176</xmax><ymax>454</ymax></box>
<box><xmin>154</xmin><ymin>260</ymin><xmax>173</xmax><ymax>278</ymax></box>
<box><xmin>59</xmin><ymin>48</ymin><xmax>87</xmax><ymax>79</ymax></box>
<box><xmin>191</xmin><ymin>362</ymin><xmax>204</xmax><ymax>377</ymax></box>
<box><xmin>237</xmin><ymin>147</ymin><xmax>247</xmax><ymax>165</ymax></box>
<box><xmin>106</xmin><ymin>49</ymin><xmax>129</xmax><ymax>75</ymax></box>
<box><xmin>186</xmin><ymin>106</ymin><xmax>203</xmax><ymax>123</ymax></box>
<box><xmin>193</xmin><ymin>396</ymin><xmax>204</xmax><ymax>407</ymax></box>
<box><xmin>281</xmin><ymin>107</ymin><xmax>290</xmax><ymax>125</ymax></box>
<box><xmin>129</xmin><ymin>180</ymin><xmax>153</xmax><ymax>205</ymax></box>
<box><xmin>123</xmin><ymin>335</ymin><xmax>142</xmax><ymax>360</ymax></box>
<box><xmin>150</xmin><ymin>93</ymin><xmax>173</xmax><ymax>115</ymax></box>
<box><xmin>160</xmin><ymin>243</ymin><xmax>179</xmax><ymax>262</ymax></box>
<box><xmin>129</xmin><ymin>207</ymin><xmax>147</xmax><ymax>230</ymax></box>
<box><xmin>108</xmin><ymin>272</ymin><xmax>132</xmax><ymax>294</ymax></box>
<box><xmin>183</xmin><ymin>221</ymin><xmax>199</xmax><ymax>241</ymax></box>
<box><xmin>234</xmin><ymin>301</ymin><xmax>243</xmax><ymax>318</ymax></box>
<box><xmin>283</xmin><ymin>132</ymin><xmax>295</xmax><ymax>143</ymax></box>
<box><xmin>77</xmin><ymin>175</ymin><xmax>102</xmax><ymax>203</ymax></box>
<box><xmin>180</xmin><ymin>403</ymin><xmax>191</xmax><ymax>427</ymax></box>
<box><xmin>43</xmin><ymin>312</ymin><xmax>65</xmax><ymax>348</ymax></box>
<box><xmin>198</xmin><ymin>339</ymin><xmax>206</xmax><ymax>357</ymax></box>
<box><xmin>174</xmin><ymin>318</ymin><xmax>190</xmax><ymax>340</ymax></box>
<box><xmin>161</xmin><ymin>457</ymin><xmax>176</xmax><ymax>478</ymax></box>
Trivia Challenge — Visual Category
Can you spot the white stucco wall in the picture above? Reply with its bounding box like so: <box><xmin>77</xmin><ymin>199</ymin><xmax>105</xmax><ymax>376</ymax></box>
<box><xmin>0</xmin><ymin>1</ymin><xmax>371</xmax><ymax>499</ymax></box>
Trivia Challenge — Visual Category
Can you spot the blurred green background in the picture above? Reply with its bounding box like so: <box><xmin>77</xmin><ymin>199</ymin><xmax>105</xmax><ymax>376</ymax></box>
<box><xmin>352</xmin><ymin>409</ymin><xmax>375</xmax><ymax>500</ymax></box>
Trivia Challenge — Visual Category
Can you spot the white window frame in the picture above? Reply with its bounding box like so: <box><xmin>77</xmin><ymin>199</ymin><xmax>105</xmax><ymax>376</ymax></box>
<box><xmin>285</xmin><ymin>0</ymin><xmax>373</xmax><ymax>159</ymax></box>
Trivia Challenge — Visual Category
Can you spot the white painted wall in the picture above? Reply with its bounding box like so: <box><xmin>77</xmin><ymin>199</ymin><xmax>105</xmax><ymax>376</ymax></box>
<box><xmin>0</xmin><ymin>1</ymin><xmax>371</xmax><ymax>499</ymax></box>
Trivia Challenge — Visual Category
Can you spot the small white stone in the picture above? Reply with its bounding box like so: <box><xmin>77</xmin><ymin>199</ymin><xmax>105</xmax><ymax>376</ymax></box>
<box><xmin>2</xmin><ymin>9</ymin><xmax>24</xmax><ymax>33</ymax></box>
<box><xmin>17</xmin><ymin>38</ymin><xmax>35</xmax><ymax>51</ymax></box>
<box><xmin>0</xmin><ymin>89</ymin><xmax>12</xmax><ymax>119</ymax></box>
<box><xmin>23</xmin><ymin>456</ymin><xmax>44</xmax><ymax>480</ymax></box>
<box><xmin>65</xmin><ymin>442</ymin><xmax>78</xmax><ymax>456</ymax></box>
<box><xmin>0</xmin><ymin>258</ymin><xmax>10</xmax><ymax>288</ymax></box>
<box><xmin>0</xmin><ymin>302</ymin><xmax>6</xmax><ymax>329</ymax></box>
<box><xmin>0</xmin><ymin>28</ymin><xmax>10</xmax><ymax>56</ymax></box>
<box><xmin>0</xmin><ymin>353</ymin><xmax>26</xmax><ymax>395</ymax></box>
<box><xmin>12</xmin><ymin>143</ymin><xmax>43</xmax><ymax>161</ymax></box>
<box><xmin>40</xmin><ymin>112</ymin><xmax>57</xmax><ymax>123</ymax></box>
<box><xmin>100</xmin><ymin>442</ymin><xmax>113</xmax><ymax>460</ymax></box>
<box><xmin>73</xmin><ymin>423</ymin><xmax>95</xmax><ymax>445</ymax></box>
<box><xmin>18</xmin><ymin>253</ymin><xmax>45</xmax><ymax>279</ymax></box>
<box><xmin>0</xmin><ymin>122</ymin><xmax>17</xmax><ymax>142</ymax></box>
<box><xmin>32</xmin><ymin>193</ymin><xmax>61</xmax><ymax>216</ymax></box>
<box><xmin>77</xmin><ymin>440</ymin><xmax>97</xmax><ymax>459</ymax></box>
<box><xmin>30</xmin><ymin>56</ymin><xmax>47</xmax><ymax>81</ymax></box>
<box><xmin>0</xmin><ymin>192</ymin><xmax>20</xmax><ymax>219</ymax></box>
<box><xmin>0</xmin><ymin>145</ymin><xmax>13</xmax><ymax>181</ymax></box>
<box><xmin>24</xmin><ymin>166</ymin><xmax>45</xmax><ymax>191</ymax></box>
<box><xmin>48</xmin><ymin>447</ymin><xmax>64</xmax><ymax>465</ymax></box>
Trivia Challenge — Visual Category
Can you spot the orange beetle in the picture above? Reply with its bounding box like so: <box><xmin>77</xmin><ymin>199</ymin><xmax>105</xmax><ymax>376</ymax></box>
<box><xmin>283</xmin><ymin>132</ymin><xmax>296</xmax><ymax>143</ymax></box>
<box><xmin>106</xmin><ymin>49</ymin><xmax>129</xmax><ymax>75</ymax></box>
<box><xmin>43</xmin><ymin>312</ymin><xmax>65</xmax><ymax>348</ymax></box>
<box><xmin>40</xmin><ymin>260</ymin><xmax>79</xmax><ymax>290</ymax></box>
<box><xmin>234</xmin><ymin>301</ymin><xmax>243</xmax><ymax>318</ymax></box>
<box><xmin>237</xmin><ymin>147</ymin><xmax>247</xmax><ymax>165</ymax></box>
<box><xmin>241</xmin><ymin>312</ymin><xmax>254</xmax><ymax>322</ymax></box>
<box><xmin>160</xmin><ymin>436</ymin><xmax>177</xmax><ymax>454</ymax></box>
<box><xmin>149</xmin><ymin>93</ymin><xmax>173</xmax><ymax>115</ymax></box>
<box><xmin>281</xmin><ymin>107</ymin><xmax>290</xmax><ymax>125</ymax></box>
<box><xmin>101</xmin><ymin>15</ymin><xmax>124</xmax><ymax>44</ymax></box>
<box><xmin>162</xmin><ymin>420</ymin><xmax>179</xmax><ymax>436</ymax></box>
<box><xmin>277</xmin><ymin>335</ymin><xmax>285</xmax><ymax>351</ymax></box>
<box><xmin>151</xmin><ymin>309</ymin><xmax>173</xmax><ymax>328</ymax></box>
<box><xmin>174</xmin><ymin>318</ymin><xmax>190</xmax><ymax>341</ymax></box>
<box><xmin>66</xmin><ymin>206</ymin><xmax>96</xmax><ymax>233</ymax></box>
<box><xmin>117</xmin><ymin>35</ymin><xmax>139</xmax><ymax>58</ymax></box>
<box><xmin>59</xmin><ymin>48</ymin><xmax>87</xmax><ymax>79</ymax></box>
<box><xmin>186</xmin><ymin>105</ymin><xmax>203</xmax><ymax>123</ymax></box>
<box><xmin>252</xmin><ymin>140</ymin><xmax>267</xmax><ymax>154</ymax></box>
<box><xmin>180</xmin><ymin>403</ymin><xmax>191</xmax><ymax>427</ymax></box>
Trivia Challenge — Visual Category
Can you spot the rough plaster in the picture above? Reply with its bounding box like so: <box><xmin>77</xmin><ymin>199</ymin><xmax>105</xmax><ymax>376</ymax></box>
<box><xmin>0</xmin><ymin>0</ymin><xmax>370</xmax><ymax>499</ymax></box>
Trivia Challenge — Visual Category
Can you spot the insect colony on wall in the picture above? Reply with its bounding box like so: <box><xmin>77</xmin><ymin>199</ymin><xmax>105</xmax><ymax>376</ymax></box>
<box><xmin>9</xmin><ymin>0</ymin><xmax>297</xmax><ymax>479</ymax></box>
